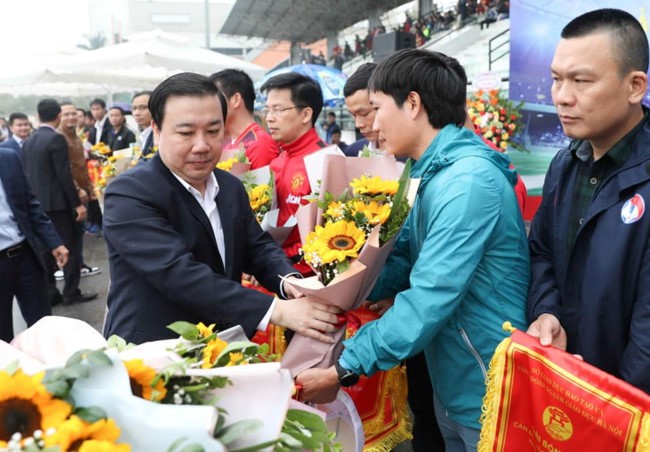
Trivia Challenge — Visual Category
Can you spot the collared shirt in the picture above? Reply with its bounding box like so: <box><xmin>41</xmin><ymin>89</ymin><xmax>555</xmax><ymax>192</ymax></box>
<box><xmin>13</xmin><ymin>136</ymin><xmax>24</xmax><ymax>148</ymax></box>
<box><xmin>567</xmin><ymin>112</ymin><xmax>647</xmax><ymax>252</ymax></box>
<box><xmin>140</xmin><ymin>126</ymin><xmax>152</xmax><ymax>149</ymax></box>
<box><xmin>169</xmin><ymin>170</ymin><xmax>277</xmax><ymax>330</ymax></box>
<box><xmin>0</xmin><ymin>176</ymin><xmax>24</xmax><ymax>250</ymax></box>
<box><xmin>94</xmin><ymin>116</ymin><xmax>107</xmax><ymax>145</ymax></box>
<box><xmin>170</xmin><ymin>171</ymin><xmax>226</xmax><ymax>269</ymax></box>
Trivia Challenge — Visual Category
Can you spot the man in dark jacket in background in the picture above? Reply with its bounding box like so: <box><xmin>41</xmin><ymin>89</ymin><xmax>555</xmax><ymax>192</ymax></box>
<box><xmin>528</xmin><ymin>8</ymin><xmax>650</xmax><ymax>393</ymax></box>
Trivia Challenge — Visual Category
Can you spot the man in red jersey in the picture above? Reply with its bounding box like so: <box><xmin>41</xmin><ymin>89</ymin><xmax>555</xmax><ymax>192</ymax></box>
<box><xmin>261</xmin><ymin>73</ymin><xmax>327</xmax><ymax>275</ymax></box>
<box><xmin>211</xmin><ymin>69</ymin><xmax>279</xmax><ymax>169</ymax></box>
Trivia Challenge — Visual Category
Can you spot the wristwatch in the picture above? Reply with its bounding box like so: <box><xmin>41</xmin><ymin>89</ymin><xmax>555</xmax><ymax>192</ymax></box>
<box><xmin>334</xmin><ymin>360</ymin><xmax>359</xmax><ymax>387</ymax></box>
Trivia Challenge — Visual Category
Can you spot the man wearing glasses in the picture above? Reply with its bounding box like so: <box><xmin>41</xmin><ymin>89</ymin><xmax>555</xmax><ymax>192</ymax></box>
<box><xmin>261</xmin><ymin>73</ymin><xmax>327</xmax><ymax>275</ymax></box>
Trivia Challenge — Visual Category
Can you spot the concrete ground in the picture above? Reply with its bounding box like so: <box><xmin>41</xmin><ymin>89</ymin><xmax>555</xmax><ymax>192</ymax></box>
<box><xmin>12</xmin><ymin>233</ymin><xmax>414</xmax><ymax>451</ymax></box>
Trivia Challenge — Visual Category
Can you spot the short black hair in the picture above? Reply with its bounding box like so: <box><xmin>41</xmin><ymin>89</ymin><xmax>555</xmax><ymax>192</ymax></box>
<box><xmin>327</xmin><ymin>112</ymin><xmax>336</xmax><ymax>118</ymax></box>
<box><xmin>60</xmin><ymin>101</ymin><xmax>74</xmax><ymax>108</ymax></box>
<box><xmin>109</xmin><ymin>106</ymin><xmax>125</xmax><ymax>115</ymax></box>
<box><xmin>561</xmin><ymin>8</ymin><xmax>649</xmax><ymax>75</ymax></box>
<box><xmin>260</xmin><ymin>73</ymin><xmax>323</xmax><ymax>126</ymax></box>
<box><xmin>149</xmin><ymin>72</ymin><xmax>227</xmax><ymax>129</ymax></box>
<box><xmin>76</xmin><ymin>108</ymin><xmax>86</xmax><ymax>114</ymax></box>
<box><xmin>209</xmin><ymin>69</ymin><xmax>255</xmax><ymax>113</ymax></box>
<box><xmin>85</xmin><ymin>110</ymin><xmax>93</xmax><ymax>120</ymax></box>
<box><xmin>37</xmin><ymin>99</ymin><xmax>61</xmax><ymax>123</ymax></box>
<box><xmin>9</xmin><ymin>112</ymin><xmax>28</xmax><ymax>125</ymax></box>
<box><xmin>343</xmin><ymin>63</ymin><xmax>377</xmax><ymax>97</ymax></box>
<box><xmin>132</xmin><ymin>90</ymin><xmax>153</xmax><ymax>101</ymax></box>
<box><xmin>90</xmin><ymin>98</ymin><xmax>106</xmax><ymax>109</ymax></box>
<box><xmin>369</xmin><ymin>49</ymin><xmax>466</xmax><ymax>129</ymax></box>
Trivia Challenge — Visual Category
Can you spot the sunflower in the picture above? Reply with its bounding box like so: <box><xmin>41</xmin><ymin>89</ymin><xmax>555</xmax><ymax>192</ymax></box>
<box><xmin>196</xmin><ymin>322</ymin><xmax>216</xmax><ymax>339</ymax></box>
<box><xmin>0</xmin><ymin>370</ymin><xmax>72</xmax><ymax>446</ymax></box>
<box><xmin>202</xmin><ymin>337</ymin><xmax>229</xmax><ymax>369</ymax></box>
<box><xmin>349</xmin><ymin>200</ymin><xmax>391</xmax><ymax>226</ymax></box>
<box><xmin>303</xmin><ymin>221</ymin><xmax>366</xmax><ymax>265</ymax></box>
<box><xmin>46</xmin><ymin>415</ymin><xmax>130</xmax><ymax>452</ymax></box>
<box><xmin>216</xmin><ymin>158</ymin><xmax>237</xmax><ymax>172</ymax></box>
<box><xmin>123</xmin><ymin>360</ymin><xmax>167</xmax><ymax>402</ymax></box>
<box><xmin>350</xmin><ymin>175</ymin><xmax>398</xmax><ymax>197</ymax></box>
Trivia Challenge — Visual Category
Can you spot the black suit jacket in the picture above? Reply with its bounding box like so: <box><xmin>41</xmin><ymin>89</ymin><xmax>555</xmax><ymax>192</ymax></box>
<box><xmin>102</xmin><ymin>153</ymin><xmax>297</xmax><ymax>344</ymax></box>
<box><xmin>22</xmin><ymin>126</ymin><xmax>81</xmax><ymax>212</ymax></box>
<box><xmin>89</xmin><ymin>117</ymin><xmax>112</xmax><ymax>145</ymax></box>
<box><xmin>3</xmin><ymin>137</ymin><xmax>21</xmax><ymax>154</ymax></box>
<box><xmin>108</xmin><ymin>126</ymin><xmax>136</xmax><ymax>151</ymax></box>
<box><xmin>0</xmin><ymin>147</ymin><xmax>63</xmax><ymax>262</ymax></box>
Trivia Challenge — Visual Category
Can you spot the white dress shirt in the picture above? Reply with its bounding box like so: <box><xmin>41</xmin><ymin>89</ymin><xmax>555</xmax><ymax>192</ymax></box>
<box><xmin>94</xmin><ymin>115</ymin><xmax>107</xmax><ymax>145</ymax></box>
<box><xmin>170</xmin><ymin>171</ymin><xmax>276</xmax><ymax>330</ymax></box>
<box><xmin>0</xmin><ymin>177</ymin><xmax>25</xmax><ymax>250</ymax></box>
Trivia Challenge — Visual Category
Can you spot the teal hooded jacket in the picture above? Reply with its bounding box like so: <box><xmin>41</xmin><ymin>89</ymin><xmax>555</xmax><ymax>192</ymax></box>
<box><xmin>340</xmin><ymin>124</ymin><xmax>530</xmax><ymax>429</ymax></box>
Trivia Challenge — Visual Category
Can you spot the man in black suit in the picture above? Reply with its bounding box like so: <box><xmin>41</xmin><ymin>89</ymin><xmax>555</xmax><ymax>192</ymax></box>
<box><xmin>107</xmin><ymin>106</ymin><xmax>136</xmax><ymax>152</ymax></box>
<box><xmin>22</xmin><ymin>99</ymin><xmax>97</xmax><ymax>306</ymax></box>
<box><xmin>131</xmin><ymin>91</ymin><xmax>155</xmax><ymax>159</ymax></box>
<box><xmin>4</xmin><ymin>113</ymin><xmax>31</xmax><ymax>152</ymax></box>
<box><xmin>0</xmin><ymin>146</ymin><xmax>69</xmax><ymax>342</ymax></box>
<box><xmin>88</xmin><ymin>98</ymin><xmax>111</xmax><ymax>146</ymax></box>
<box><xmin>103</xmin><ymin>72</ymin><xmax>340</xmax><ymax>344</ymax></box>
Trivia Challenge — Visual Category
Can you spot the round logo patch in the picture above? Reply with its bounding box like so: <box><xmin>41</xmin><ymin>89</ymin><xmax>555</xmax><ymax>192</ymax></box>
<box><xmin>542</xmin><ymin>406</ymin><xmax>573</xmax><ymax>441</ymax></box>
<box><xmin>621</xmin><ymin>194</ymin><xmax>645</xmax><ymax>224</ymax></box>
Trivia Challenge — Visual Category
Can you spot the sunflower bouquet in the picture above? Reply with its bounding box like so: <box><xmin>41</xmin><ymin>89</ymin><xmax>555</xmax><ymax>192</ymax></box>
<box><xmin>282</xmin><ymin>154</ymin><xmax>414</xmax><ymax>375</ymax></box>
<box><xmin>301</xmin><ymin>168</ymin><xmax>411</xmax><ymax>286</ymax></box>
<box><xmin>1</xmin><ymin>317</ymin><xmax>341</xmax><ymax>451</ymax></box>
<box><xmin>467</xmin><ymin>89</ymin><xmax>524</xmax><ymax>151</ymax></box>
<box><xmin>0</xmin><ymin>351</ymin><xmax>131</xmax><ymax>452</ymax></box>
<box><xmin>244</xmin><ymin>176</ymin><xmax>273</xmax><ymax>224</ymax></box>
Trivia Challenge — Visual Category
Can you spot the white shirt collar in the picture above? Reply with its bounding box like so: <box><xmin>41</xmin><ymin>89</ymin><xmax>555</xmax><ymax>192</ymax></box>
<box><xmin>170</xmin><ymin>170</ymin><xmax>219</xmax><ymax>201</ymax></box>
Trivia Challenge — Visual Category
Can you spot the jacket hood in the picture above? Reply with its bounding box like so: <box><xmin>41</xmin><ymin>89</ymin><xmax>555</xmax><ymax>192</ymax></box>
<box><xmin>411</xmin><ymin>124</ymin><xmax>516</xmax><ymax>189</ymax></box>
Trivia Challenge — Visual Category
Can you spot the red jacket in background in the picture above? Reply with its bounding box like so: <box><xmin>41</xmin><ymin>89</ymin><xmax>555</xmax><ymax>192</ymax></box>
<box><xmin>223</xmin><ymin>122</ymin><xmax>279</xmax><ymax>169</ymax></box>
<box><xmin>270</xmin><ymin>128</ymin><xmax>327</xmax><ymax>275</ymax></box>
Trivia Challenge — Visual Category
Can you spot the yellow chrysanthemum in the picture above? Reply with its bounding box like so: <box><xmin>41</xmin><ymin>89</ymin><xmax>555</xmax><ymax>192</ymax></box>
<box><xmin>248</xmin><ymin>184</ymin><xmax>271</xmax><ymax>211</ymax></box>
<box><xmin>302</xmin><ymin>221</ymin><xmax>366</xmax><ymax>265</ymax></box>
<box><xmin>225</xmin><ymin>352</ymin><xmax>247</xmax><ymax>367</ymax></box>
<box><xmin>349</xmin><ymin>200</ymin><xmax>391</xmax><ymax>226</ymax></box>
<box><xmin>46</xmin><ymin>415</ymin><xmax>130</xmax><ymax>452</ymax></box>
<box><xmin>350</xmin><ymin>175</ymin><xmax>398</xmax><ymax>197</ymax></box>
<box><xmin>216</xmin><ymin>158</ymin><xmax>237</xmax><ymax>171</ymax></box>
<box><xmin>202</xmin><ymin>337</ymin><xmax>229</xmax><ymax>369</ymax></box>
<box><xmin>196</xmin><ymin>322</ymin><xmax>216</xmax><ymax>339</ymax></box>
<box><xmin>0</xmin><ymin>370</ymin><xmax>72</xmax><ymax>446</ymax></box>
<box><xmin>123</xmin><ymin>359</ymin><xmax>166</xmax><ymax>402</ymax></box>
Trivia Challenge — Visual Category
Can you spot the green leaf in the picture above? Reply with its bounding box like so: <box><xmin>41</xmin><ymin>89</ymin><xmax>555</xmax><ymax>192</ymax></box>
<box><xmin>335</xmin><ymin>259</ymin><xmax>350</xmax><ymax>275</ymax></box>
<box><xmin>215</xmin><ymin>419</ymin><xmax>263</xmax><ymax>445</ymax></box>
<box><xmin>60</xmin><ymin>363</ymin><xmax>91</xmax><ymax>380</ymax></box>
<box><xmin>215</xmin><ymin>341</ymin><xmax>259</xmax><ymax>367</ymax></box>
<box><xmin>43</xmin><ymin>379</ymin><xmax>70</xmax><ymax>398</ymax></box>
<box><xmin>285</xmin><ymin>409</ymin><xmax>329</xmax><ymax>432</ymax></box>
<box><xmin>75</xmin><ymin>406</ymin><xmax>107</xmax><ymax>423</ymax></box>
<box><xmin>228</xmin><ymin>439</ymin><xmax>279</xmax><ymax>452</ymax></box>
<box><xmin>167</xmin><ymin>438</ymin><xmax>206</xmax><ymax>452</ymax></box>
<box><xmin>86</xmin><ymin>350</ymin><xmax>113</xmax><ymax>367</ymax></box>
<box><xmin>106</xmin><ymin>334</ymin><xmax>135</xmax><ymax>351</ymax></box>
<box><xmin>167</xmin><ymin>321</ymin><xmax>201</xmax><ymax>341</ymax></box>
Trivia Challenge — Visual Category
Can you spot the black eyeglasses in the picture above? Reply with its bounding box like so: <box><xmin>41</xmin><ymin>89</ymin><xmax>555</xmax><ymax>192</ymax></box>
<box><xmin>260</xmin><ymin>105</ymin><xmax>307</xmax><ymax>117</ymax></box>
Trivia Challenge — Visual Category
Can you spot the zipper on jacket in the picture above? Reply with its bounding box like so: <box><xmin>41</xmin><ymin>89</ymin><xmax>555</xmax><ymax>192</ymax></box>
<box><xmin>459</xmin><ymin>328</ymin><xmax>488</xmax><ymax>380</ymax></box>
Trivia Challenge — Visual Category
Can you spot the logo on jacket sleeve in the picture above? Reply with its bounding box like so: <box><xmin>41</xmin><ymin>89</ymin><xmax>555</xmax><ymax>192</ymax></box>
<box><xmin>621</xmin><ymin>194</ymin><xmax>645</xmax><ymax>224</ymax></box>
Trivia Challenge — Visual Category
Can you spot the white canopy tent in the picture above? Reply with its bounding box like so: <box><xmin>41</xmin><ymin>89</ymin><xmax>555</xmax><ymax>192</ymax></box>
<box><xmin>0</xmin><ymin>30</ymin><xmax>266</xmax><ymax>98</ymax></box>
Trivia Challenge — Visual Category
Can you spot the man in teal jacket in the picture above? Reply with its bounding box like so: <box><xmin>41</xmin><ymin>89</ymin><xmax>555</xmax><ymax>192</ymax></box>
<box><xmin>297</xmin><ymin>49</ymin><xmax>530</xmax><ymax>451</ymax></box>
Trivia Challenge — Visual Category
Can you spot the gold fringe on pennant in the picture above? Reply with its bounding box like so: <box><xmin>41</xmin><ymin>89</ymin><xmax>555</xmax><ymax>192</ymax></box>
<box><xmin>272</xmin><ymin>325</ymin><xmax>287</xmax><ymax>355</ymax></box>
<box><xmin>363</xmin><ymin>365</ymin><xmax>413</xmax><ymax>452</ymax></box>
<box><xmin>477</xmin><ymin>321</ymin><xmax>516</xmax><ymax>452</ymax></box>
<box><xmin>638</xmin><ymin>412</ymin><xmax>650</xmax><ymax>451</ymax></box>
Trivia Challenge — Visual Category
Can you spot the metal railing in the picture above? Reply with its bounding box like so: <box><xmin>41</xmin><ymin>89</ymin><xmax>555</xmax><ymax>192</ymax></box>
<box><xmin>488</xmin><ymin>28</ymin><xmax>510</xmax><ymax>71</ymax></box>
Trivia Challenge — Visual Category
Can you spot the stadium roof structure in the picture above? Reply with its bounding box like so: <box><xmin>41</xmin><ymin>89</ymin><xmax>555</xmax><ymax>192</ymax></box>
<box><xmin>220</xmin><ymin>0</ymin><xmax>410</xmax><ymax>43</ymax></box>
